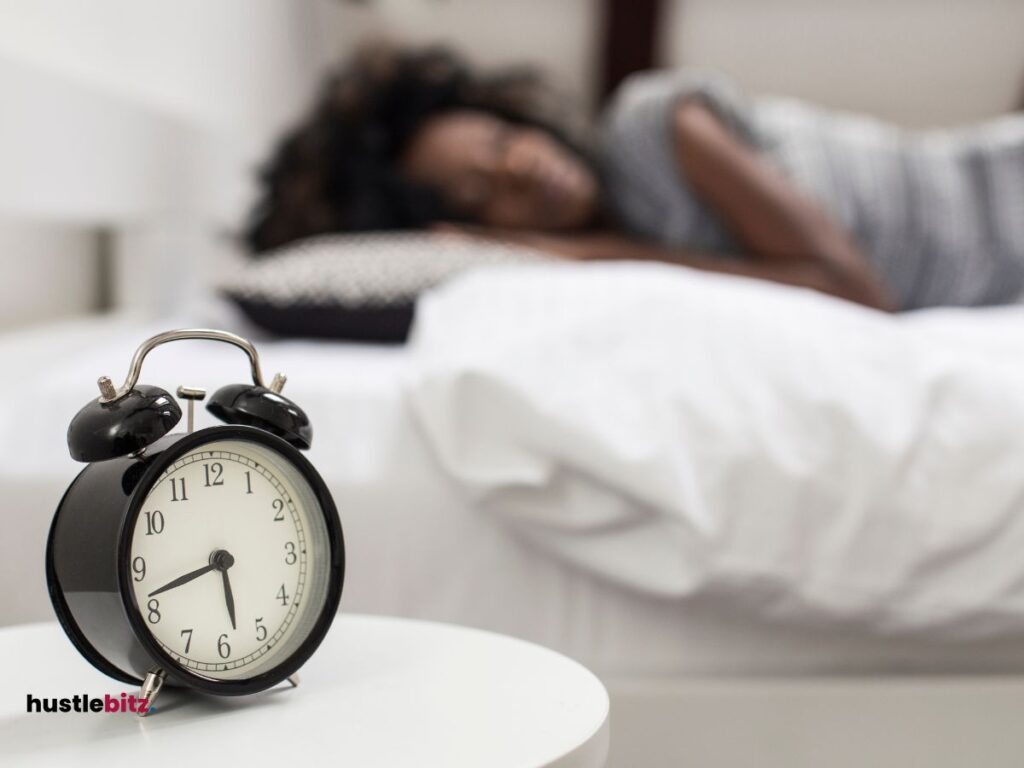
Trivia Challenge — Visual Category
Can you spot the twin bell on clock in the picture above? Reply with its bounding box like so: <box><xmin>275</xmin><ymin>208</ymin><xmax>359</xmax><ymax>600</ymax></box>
<box><xmin>47</xmin><ymin>329</ymin><xmax>345</xmax><ymax>714</ymax></box>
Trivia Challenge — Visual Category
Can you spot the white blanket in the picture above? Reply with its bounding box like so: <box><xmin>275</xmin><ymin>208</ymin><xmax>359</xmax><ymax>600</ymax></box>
<box><xmin>406</xmin><ymin>261</ymin><xmax>1024</xmax><ymax>637</ymax></box>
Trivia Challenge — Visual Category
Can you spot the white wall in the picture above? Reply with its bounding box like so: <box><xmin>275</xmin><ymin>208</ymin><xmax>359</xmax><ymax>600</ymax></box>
<box><xmin>0</xmin><ymin>0</ymin><xmax>339</xmax><ymax>328</ymax></box>
<box><xmin>313</xmin><ymin>0</ymin><xmax>602</xmax><ymax>114</ymax></box>
<box><xmin>663</xmin><ymin>0</ymin><xmax>1024</xmax><ymax>128</ymax></box>
<box><xmin>0</xmin><ymin>0</ymin><xmax>324</xmax><ymax>139</ymax></box>
<box><xmin>314</xmin><ymin>0</ymin><xmax>1024</xmax><ymax>128</ymax></box>
<box><xmin>0</xmin><ymin>57</ymin><xmax>200</xmax><ymax>223</ymax></box>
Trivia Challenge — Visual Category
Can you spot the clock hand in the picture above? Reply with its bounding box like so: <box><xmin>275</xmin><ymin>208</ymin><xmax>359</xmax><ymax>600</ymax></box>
<box><xmin>148</xmin><ymin>564</ymin><xmax>216</xmax><ymax>597</ymax></box>
<box><xmin>210</xmin><ymin>549</ymin><xmax>237</xmax><ymax>630</ymax></box>
<box><xmin>221</xmin><ymin>569</ymin><xmax>237</xmax><ymax>630</ymax></box>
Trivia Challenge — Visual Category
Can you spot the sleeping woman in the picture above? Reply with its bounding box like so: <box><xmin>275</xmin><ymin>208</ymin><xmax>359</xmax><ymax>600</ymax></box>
<box><xmin>245</xmin><ymin>45</ymin><xmax>1024</xmax><ymax>312</ymax></box>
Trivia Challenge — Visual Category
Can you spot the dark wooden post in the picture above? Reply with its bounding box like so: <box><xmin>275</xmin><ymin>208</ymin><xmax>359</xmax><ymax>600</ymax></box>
<box><xmin>597</xmin><ymin>0</ymin><xmax>665</xmax><ymax>106</ymax></box>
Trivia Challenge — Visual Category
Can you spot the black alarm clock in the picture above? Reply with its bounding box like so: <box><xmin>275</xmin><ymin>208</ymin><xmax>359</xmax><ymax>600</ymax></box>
<box><xmin>46</xmin><ymin>329</ymin><xmax>344</xmax><ymax>713</ymax></box>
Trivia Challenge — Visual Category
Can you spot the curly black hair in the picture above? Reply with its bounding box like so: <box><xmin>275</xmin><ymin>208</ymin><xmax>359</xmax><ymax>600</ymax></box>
<box><xmin>244</xmin><ymin>44</ymin><xmax>590</xmax><ymax>254</ymax></box>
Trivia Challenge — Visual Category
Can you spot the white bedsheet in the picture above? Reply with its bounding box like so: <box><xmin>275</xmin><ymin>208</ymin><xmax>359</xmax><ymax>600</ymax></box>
<box><xmin>408</xmin><ymin>261</ymin><xmax>1024</xmax><ymax>639</ymax></box>
<box><xmin>5</xmin><ymin>299</ymin><xmax>1024</xmax><ymax>677</ymax></box>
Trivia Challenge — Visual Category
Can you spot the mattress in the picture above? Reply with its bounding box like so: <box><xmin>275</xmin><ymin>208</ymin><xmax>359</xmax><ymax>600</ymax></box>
<box><xmin>5</xmin><ymin>309</ymin><xmax>1024</xmax><ymax>677</ymax></box>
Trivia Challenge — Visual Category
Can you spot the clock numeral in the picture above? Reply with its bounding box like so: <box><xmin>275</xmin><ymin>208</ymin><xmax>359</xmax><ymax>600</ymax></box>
<box><xmin>131</xmin><ymin>556</ymin><xmax>146</xmax><ymax>581</ymax></box>
<box><xmin>170</xmin><ymin>478</ymin><xmax>188</xmax><ymax>502</ymax></box>
<box><xmin>143</xmin><ymin>510</ymin><xmax>164</xmax><ymax>536</ymax></box>
<box><xmin>244</xmin><ymin>471</ymin><xmax>253</xmax><ymax>495</ymax></box>
<box><xmin>147</xmin><ymin>598</ymin><xmax>161</xmax><ymax>624</ymax></box>
<box><xmin>255</xmin><ymin>617</ymin><xmax>267</xmax><ymax>642</ymax></box>
<box><xmin>217</xmin><ymin>633</ymin><xmax>231</xmax><ymax>659</ymax></box>
<box><xmin>272</xmin><ymin>498</ymin><xmax>285</xmax><ymax>522</ymax></box>
<box><xmin>180</xmin><ymin>628</ymin><xmax>193</xmax><ymax>654</ymax></box>
<box><xmin>276</xmin><ymin>584</ymin><xmax>290</xmax><ymax>606</ymax></box>
<box><xmin>203</xmin><ymin>462</ymin><xmax>224</xmax><ymax>487</ymax></box>
<box><xmin>284</xmin><ymin>542</ymin><xmax>297</xmax><ymax>565</ymax></box>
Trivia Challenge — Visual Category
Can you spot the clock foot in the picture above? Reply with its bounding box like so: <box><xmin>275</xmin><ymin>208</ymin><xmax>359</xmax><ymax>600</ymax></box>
<box><xmin>138</xmin><ymin>669</ymin><xmax>166</xmax><ymax>717</ymax></box>
<box><xmin>287</xmin><ymin>674</ymin><xmax>300</xmax><ymax>688</ymax></box>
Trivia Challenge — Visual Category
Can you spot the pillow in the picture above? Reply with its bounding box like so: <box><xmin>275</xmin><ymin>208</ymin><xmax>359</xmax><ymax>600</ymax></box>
<box><xmin>223</xmin><ymin>233</ymin><xmax>547</xmax><ymax>343</ymax></box>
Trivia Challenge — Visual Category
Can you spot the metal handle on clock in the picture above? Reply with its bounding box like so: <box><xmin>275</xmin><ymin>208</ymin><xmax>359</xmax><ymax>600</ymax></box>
<box><xmin>97</xmin><ymin>329</ymin><xmax>283</xmax><ymax>404</ymax></box>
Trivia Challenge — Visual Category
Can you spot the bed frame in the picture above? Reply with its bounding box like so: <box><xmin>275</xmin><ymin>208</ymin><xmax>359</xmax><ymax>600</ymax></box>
<box><xmin>607</xmin><ymin>675</ymin><xmax>1024</xmax><ymax>766</ymax></box>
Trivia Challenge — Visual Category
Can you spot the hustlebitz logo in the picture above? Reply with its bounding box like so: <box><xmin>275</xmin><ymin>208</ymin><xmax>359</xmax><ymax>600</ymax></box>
<box><xmin>26</xmin><ymin>692</ymin><xmax>154</xmax><ymax>714</ymax></box>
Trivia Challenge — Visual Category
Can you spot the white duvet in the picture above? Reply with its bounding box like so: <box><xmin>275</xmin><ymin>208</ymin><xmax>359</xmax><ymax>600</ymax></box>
<box><xmin>406</xmin><ymin>261</ymin><xmax>1024</xmax><ymax>637</ymax></box>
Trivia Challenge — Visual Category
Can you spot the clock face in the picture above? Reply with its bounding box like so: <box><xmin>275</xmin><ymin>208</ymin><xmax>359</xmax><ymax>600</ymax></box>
<box><xmin>127</xmin><ymin>438</ymin><xmax>332</xmax><ymax>680</ymax></box>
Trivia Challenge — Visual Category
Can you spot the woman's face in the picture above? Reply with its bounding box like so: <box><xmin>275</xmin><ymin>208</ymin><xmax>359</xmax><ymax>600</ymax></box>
<box><xmin>400</xmin><ymin>110</ymin><xmax>600</xmax><ymax>231</ymax></box>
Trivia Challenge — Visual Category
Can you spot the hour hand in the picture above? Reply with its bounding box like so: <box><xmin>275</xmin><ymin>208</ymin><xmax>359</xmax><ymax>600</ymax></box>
<box><xmin>221</xmin><ymin>569</ymin><xmax>237</xmax><ymax>630</ymax></box>
<box><xmin>209</xmin><ymin>549</ymin><xmax>237</xmax><ymax>630</ymax></box>
<box><xmin>148</xmin><ymin>564</ymin><xmax>215</xmax><ymax>597</ymax></box>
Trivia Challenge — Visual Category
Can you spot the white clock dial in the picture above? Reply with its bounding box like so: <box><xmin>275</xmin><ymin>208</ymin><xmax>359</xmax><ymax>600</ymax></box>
<box><xmin>128</xmin><ymin>438</ymin><xmax>332</xmax><ymax>680</ymax></box>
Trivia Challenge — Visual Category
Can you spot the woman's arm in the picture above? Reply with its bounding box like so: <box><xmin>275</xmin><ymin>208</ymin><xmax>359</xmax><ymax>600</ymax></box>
<box><xmin>541</xmin><ymin>233</ymin><xmax>892</xmax><ymax>305</ymax></box>
<box><xmin>475</xmin><ymin>229</ymin><xmax>891</xmax><ymax>308</ymax></box>
<box><xmin>440</xmin><ymin>101</ymin><xmax>896</xmax><ymax>310</ymax></box>
<box><xmin>670</xmin><ymin>100</ymin><xmax>893</xmax><ymax>309</ymax></box>
<box><xmin>440</xmin><ymin>224</ymin><xmax>888</xmax><ymax>308</ymax></box>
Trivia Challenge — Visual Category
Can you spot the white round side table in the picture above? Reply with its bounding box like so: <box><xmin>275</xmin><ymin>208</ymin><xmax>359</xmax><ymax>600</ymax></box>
<box><xmin>0</xmin><ymin>614</ymin><xmax>608</xmax><ymax>767</ymax></box>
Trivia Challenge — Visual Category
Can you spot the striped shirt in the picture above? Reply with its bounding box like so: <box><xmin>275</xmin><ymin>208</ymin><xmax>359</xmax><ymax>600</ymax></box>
<box><xmin>600</xmin><ymin>70</ymin><xmax>1024</xmax><ymax>309</ymax></box>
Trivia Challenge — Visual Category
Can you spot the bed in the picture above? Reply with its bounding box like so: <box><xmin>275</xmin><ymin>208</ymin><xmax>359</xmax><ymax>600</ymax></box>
<box><xmin>6</xmin><ymin>266</ymin><xmax>1024</xmax><ymax>766</ymax></box>
<box><xmin>6</xmin><ymin>278</ymin><xmax>1024</xmax><ymax>666</ymax></box>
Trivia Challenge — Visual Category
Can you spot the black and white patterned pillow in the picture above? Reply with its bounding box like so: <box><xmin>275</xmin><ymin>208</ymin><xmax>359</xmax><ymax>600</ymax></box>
<box><xmin>223</xmin><ymin>233</ymin><xmax>547</xmax><ymax>343</ymax></box>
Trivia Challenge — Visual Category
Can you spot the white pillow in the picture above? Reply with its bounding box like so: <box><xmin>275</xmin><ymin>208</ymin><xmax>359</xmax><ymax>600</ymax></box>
<box><xmin>406</xmin><ymin>260</ymin><xmax>1024</xmax><ymax>637</ymax></box>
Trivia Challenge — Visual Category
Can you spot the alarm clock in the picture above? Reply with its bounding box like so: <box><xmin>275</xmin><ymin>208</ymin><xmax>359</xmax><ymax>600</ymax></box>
<box><xmin>46</xmin><ymin>329</ymin><xmax>344</xmax><ymax>713</ymax></box>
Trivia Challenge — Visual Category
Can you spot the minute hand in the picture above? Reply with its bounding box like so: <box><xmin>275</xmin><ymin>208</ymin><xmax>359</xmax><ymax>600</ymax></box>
<box><xmin>148</xmin><ymin>564</ymin><xmax>216</xmax><ymax>597</ymax></box>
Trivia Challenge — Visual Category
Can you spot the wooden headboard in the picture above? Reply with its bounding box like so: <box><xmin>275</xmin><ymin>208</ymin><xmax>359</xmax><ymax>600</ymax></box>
<box><xmin>598</xmin><ymin>0</ymin><xmax>664</xmax><ymax>104</ymax></box>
